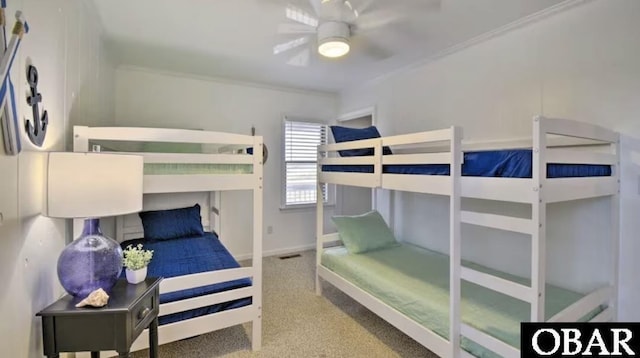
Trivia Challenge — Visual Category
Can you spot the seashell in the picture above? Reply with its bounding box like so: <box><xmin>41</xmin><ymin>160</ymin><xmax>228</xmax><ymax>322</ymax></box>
<box><xmin>75</xmin><ymin>288</ymin><xmax>109</xmax><ymax>308</ymax></box>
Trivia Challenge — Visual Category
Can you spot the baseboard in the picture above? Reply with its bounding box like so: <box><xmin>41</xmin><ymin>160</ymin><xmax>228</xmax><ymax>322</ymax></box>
<box><xmin>235</xmin><ymin>243</ymin><xmax>316</xmax><ymax>261</ymax></box>
<box><xmin>263</xmin><ymin>243</ymin><xmax>316</xmax><ymax>258</ymax></box>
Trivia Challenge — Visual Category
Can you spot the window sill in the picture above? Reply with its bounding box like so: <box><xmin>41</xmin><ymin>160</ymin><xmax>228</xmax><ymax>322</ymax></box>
<box><xmin>280</xmin><ymin>203</ymin><xmax>335</xmax><ymax>212</ymax></box>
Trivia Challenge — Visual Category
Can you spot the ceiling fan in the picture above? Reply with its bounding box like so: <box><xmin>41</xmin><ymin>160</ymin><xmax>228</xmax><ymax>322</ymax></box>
<box><xmin>273</xmin><ymin>0</ymin><xmax>442</xmax><ymax>67</ymax></box>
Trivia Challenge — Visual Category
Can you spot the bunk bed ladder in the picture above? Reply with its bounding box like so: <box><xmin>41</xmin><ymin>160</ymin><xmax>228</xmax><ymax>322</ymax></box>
<box><xmin>457</xmin><ymin>218</ymin><xmax>541</xmax><ymax>354</ymax></box>
<box><xmin>610</xmin><ymin>137</ymin><xmax>620</xmax><ymax>321</ymax></box>
<box><xmin>458</xmin><ymin>116</ymin><xmax>620</xmax><ymax>356</ymax></box>
<box><xmin>456</xmin><ymin>117</ymin><xmax>548</xmax><ymax>358</ymax></box>
<box><xmin>252</xmin><ymin>135</ymin><xmax>264</xmax><ymax>351</ymax></box>
<box><xmin>316</xmin><ymin>147</ymin><xmax>324</xmax><ymax>296</ymax></box>
<box><xmin>449</xmin><ymin>126</ymin><xmax>462</xmax><ymax>358</ymax></box>
<box><xmin>531</xmin><ymin>116</ymin><xmax>547</xmax><ymax>322</ymax></box>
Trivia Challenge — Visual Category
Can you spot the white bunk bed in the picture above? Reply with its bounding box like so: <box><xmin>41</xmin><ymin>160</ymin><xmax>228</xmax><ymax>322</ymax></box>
<box><xmin>73</xmin><ymin>125</ymin><xmax>263</xmax><ymax>355</ymax></box>
<box><xmin>315</xmin><ymin>116</ymin><xmax>619</xmax><ymax>358</ymax></box>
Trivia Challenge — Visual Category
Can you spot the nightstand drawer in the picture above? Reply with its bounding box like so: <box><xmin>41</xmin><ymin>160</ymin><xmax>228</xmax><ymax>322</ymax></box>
<box><xmin>132</xmin><ymin>286</ymin><xmax>158</xmax><ymax>333</ymax></box>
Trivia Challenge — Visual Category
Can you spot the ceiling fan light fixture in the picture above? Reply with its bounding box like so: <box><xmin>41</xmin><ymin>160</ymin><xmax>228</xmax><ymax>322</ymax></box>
<box><xmin>317</xmin><ymin>21</ymin><xmax>351</xmax><ymax>58</ymax></box>
<box><xmin>318</xmin><ymin>38</ymin><xmax>350</xmax><ymax>58</ymax></box>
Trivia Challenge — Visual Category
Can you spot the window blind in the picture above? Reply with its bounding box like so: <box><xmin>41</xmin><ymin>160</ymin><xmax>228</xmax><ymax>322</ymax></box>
<box><xmin>284</xmin><ymin>120</ymin><xmax>327</xmax><ymax>206</ymax></box>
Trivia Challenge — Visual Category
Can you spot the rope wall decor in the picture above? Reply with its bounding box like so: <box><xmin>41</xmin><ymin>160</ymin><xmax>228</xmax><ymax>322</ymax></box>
<box><xmin>0</xmin><ymin>5</ymin><xmax>29</xmax><ymax>155</ymax></box>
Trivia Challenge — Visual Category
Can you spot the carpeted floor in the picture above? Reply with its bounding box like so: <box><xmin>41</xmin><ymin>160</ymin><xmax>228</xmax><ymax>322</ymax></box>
<box><xmin>133</xmin><ymin>250</ymin><xmax>437</xmax><ymax>357</ymax></box>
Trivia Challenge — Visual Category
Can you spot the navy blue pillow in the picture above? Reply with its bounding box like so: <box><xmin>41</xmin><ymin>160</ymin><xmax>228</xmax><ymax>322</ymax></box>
<box><xmin>139</xmin><ymin>204</ymin><xmax>205</xmax><ymax>240</ymax></box>
<box><xmin>330</xmin><ymin>126</ymin><xmax>393</xmax><ymax>157</ymax></box>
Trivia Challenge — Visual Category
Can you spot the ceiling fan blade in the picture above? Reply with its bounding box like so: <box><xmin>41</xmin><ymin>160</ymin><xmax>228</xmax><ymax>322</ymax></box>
<box><xmin>351</xmin><ymin>35</ymin><xmax>392</xmax><ymax>61</ymax></box>
<box><xmin>352</xmin><ymin>0</ymin><xmax>441</xmax><ymax>31</ymax></box>
<box><xmin>356</xmin><ymin>0</ymin><xmax>441</xmax><ymax>13</ymax></box>
<box><xmin>287</xmin><ymin>47</ymin><xmax>311</xmax><ymax>67</ymax></box>
<box><xmin>286</xmin><ymin>4</ymin><xmax>319</xmax><ymax>27</ymax></box>
<box><xmin>352</xmin><ymin>11</ymin><xmax>401</xmax><ymax>33</ymax></box>
<box><xmin>351</xmin><ymin>0</ymin><xmax>374</xmax><ymax>13</ymax></box>
<box><xmin>343</xmin><ymin>0</ymin><xmax>359</xmax><ymax>19</ymax></box>
<box><xmin>314</xmin><ymin>0</ymin><xmax>356</xmax><ymax>22</ymax></box>
<box><xmin>273</xmin><ymin>37</ymin><xmax>310</xmax><ymax>55</ymax></box>
<box><xmin>308</xmin><ymin>0</ymin><xmax>322</xmax><ymax>16</ymax></box>
<box><xmin>278</xmin><ymin>23</ymin><xmax>317</xmax><ymax>35</ymax></box>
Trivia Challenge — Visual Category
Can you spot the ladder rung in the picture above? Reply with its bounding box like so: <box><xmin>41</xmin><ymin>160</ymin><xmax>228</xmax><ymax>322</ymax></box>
<box><xmin>461</xmin><ymin>324</ymin><xmax>520</xmax><ymax>358</ymax></box>
<box><xmin>461</xmin><ymin>211</ymin><xmax>534</xmax><ymax>234</ymax></box>
<box><xmin>461</xmin><ymin>267</ymin><xmax>534</xmax><ymax>303</ymax></box>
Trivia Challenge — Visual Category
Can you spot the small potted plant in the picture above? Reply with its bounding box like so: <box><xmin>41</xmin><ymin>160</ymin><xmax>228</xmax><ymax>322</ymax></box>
<box><xmin>122</xmin><ymin>244</ymin><xmax>154</xmax><ymax>284</ymax></box>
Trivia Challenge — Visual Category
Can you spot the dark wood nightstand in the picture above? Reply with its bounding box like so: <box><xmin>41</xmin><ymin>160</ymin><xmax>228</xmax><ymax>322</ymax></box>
<box><xmin>37</xmin><ymin>277</ymin><xmax>162</xmax><ymax>358</ymax></box>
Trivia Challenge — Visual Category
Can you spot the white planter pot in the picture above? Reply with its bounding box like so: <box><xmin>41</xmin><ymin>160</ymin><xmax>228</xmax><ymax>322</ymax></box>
<box><xmin>125</xmin><ymin>267</ymin><xmax>147</xmax><ymax>284</ymax></box>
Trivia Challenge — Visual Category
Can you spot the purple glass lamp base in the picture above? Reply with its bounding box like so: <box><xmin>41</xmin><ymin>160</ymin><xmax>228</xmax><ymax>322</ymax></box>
<box><xmin>57</xmin><ymin>218</ymin><xmax>123</xmax><ymax>298</ymax></box>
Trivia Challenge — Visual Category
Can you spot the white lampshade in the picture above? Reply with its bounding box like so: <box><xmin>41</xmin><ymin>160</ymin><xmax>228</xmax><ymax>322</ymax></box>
<box><xmin>45</xmin><ymin>152</ymin><xmax>144</xmax><ymax>218</ymax></box>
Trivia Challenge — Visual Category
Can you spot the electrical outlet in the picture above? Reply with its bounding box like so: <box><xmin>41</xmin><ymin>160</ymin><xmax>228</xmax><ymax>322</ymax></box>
<box><xmin>267</xmin><ymin>225</ymin><xmax>273</xmax><ymax>234</ymax></box>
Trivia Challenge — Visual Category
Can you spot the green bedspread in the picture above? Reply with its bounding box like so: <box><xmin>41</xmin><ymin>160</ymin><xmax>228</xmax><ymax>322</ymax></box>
<box><xmin>321</xmin><ymin>244</ymin><xmax>593</xmax><ymax>357</ymax></box>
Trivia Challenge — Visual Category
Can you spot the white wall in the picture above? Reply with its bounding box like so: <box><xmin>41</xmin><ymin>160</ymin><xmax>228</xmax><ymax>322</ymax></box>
<box><xmin>114</xmin><ymin>67</ymin><xmax>338</xmax><ymax>258</ymax></box>
<box><xmin>0</xmin><ymin>0</ymin><xmax>115</xmax><ymax>356</ymax></box>
<box><xmin>340</xmin><ymin>0</ymin><xmax>640</xmax><ymax>319</ymax></box>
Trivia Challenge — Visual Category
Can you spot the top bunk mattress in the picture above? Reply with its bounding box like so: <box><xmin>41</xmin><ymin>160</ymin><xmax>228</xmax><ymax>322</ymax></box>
<box><xmin>322</xmin><ymin>149</ymin><xmax>611</xmax><ymax>178</ymax></box>
<box><xmin>321</xmin><ymin>244</ymin><xmax>599</xmax><ymax>358</ymax></box>
<box><xmin>90</xmin><ymin>140</ymin><xmax>254</xmax><ymax>175</ymax></box>
<box><xmin>144</xmin><ymin>163</ymin><xmax>252</xmax><ymax>175</ymax></box>
<box><xmin>121</xmin><ymin>232</ymin><xmax>252</xmax><ymax>325</ymax></box>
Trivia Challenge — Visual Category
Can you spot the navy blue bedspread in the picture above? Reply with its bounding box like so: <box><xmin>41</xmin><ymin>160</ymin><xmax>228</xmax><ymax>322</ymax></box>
<box><xmin>121</xmin><ymin>232</ymin><xmax>252</xmax><ymax>325</ymax></box>
<box><xmin>322</xmin><ymin>149</ymin><xmax>611</xmax><ymax>178</ymax></box>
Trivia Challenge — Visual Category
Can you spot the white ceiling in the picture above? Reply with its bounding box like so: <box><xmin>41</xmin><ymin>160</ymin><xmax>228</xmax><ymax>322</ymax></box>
<box><xmin>93</xmin><ymin>0</ymin><xmax>566</xmax><ymax>93</ymax></box>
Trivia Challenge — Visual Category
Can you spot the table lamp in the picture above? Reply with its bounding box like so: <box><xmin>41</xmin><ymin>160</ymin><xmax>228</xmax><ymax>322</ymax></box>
<box><xmin>44</xmin><ymin>152</ymin><xmax>144</xmax><ymax>298</ymax></box>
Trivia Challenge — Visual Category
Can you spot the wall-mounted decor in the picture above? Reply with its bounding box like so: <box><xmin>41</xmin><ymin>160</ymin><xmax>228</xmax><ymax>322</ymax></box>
<box><xmin>0</xmin><ymin>7</ymin><xmax>28</xmax><ymax>155</ymax></box>
<box><xmin>250</xmin><ymin>125</ymin><xmax>268</xmax><ymax>164</ymax></box>
<box><xmin>25</xmin><ymin>64</ymin><xmax>47</xmax><ymax>147</ymax></box>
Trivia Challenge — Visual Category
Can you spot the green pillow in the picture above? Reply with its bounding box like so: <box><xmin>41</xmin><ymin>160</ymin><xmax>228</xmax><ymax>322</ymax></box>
<box><xmin>332</xmin><ymin>210</ymin><xmax>399</xmax><ymax>254</ymax></box>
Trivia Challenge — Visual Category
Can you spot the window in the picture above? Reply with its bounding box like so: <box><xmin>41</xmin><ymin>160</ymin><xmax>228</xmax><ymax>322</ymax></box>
<box><xmin>282</xmin><ymin>118</ymin><xmax>329</xmax><ymax>208</ymax></box>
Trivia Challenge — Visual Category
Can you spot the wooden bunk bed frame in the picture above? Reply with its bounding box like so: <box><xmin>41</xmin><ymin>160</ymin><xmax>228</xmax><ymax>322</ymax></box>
<box><xmin>315</xmin><ymin>116</ymin><xmax>619</xmax><ymax>358</ymax></box>
<box><xmin>73</xmin><ymin>125</ymin><xmax>263</xmax><ymax>355</ymax></box>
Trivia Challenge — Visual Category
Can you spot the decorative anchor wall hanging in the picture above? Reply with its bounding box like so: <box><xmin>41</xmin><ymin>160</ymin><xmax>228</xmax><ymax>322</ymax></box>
<box><xmin>25</xmin><ymin>63</ymin><xmax>46</xmax><ymax>147</ymax></box>
<box><xmin>0</xmin><ymin>3</ymin><xmax>28</xmax><ymax>155</ymax></box>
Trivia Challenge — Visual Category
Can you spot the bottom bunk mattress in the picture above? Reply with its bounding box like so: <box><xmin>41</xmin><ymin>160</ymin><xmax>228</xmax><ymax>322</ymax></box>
<box><xmin>321</xmin><ymin>244</ymin><xmax>598</xmax><ymax>357</ymax></box>
<box><xmin>121</xmin><ymin>232</ymin><xmax>252</xmax><ymax>325</ymax></box>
